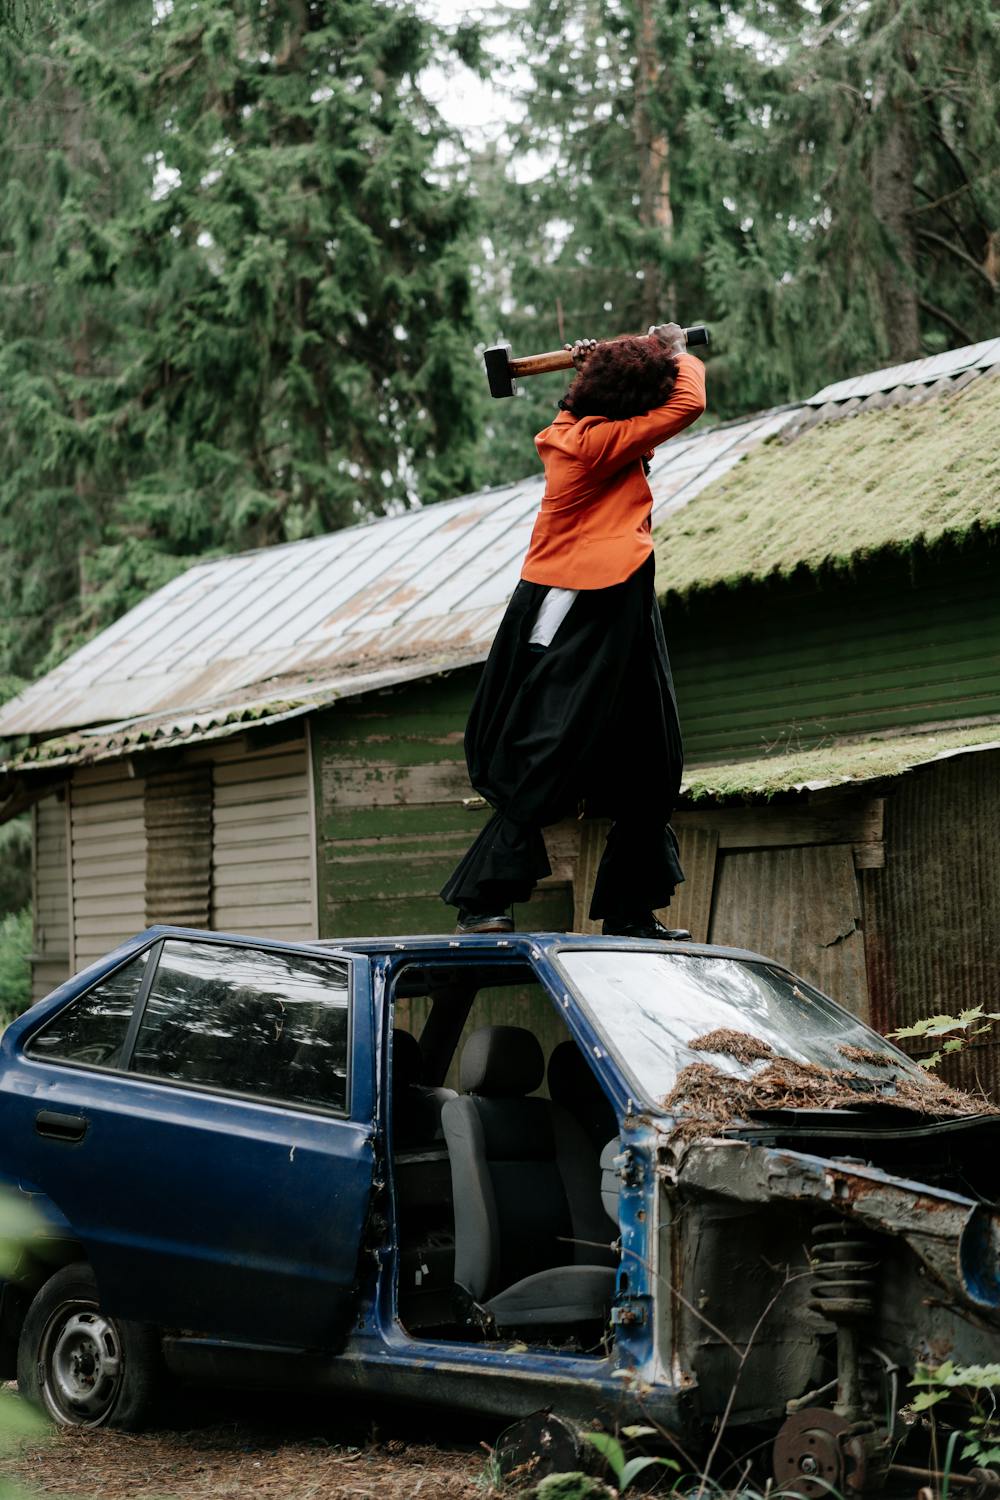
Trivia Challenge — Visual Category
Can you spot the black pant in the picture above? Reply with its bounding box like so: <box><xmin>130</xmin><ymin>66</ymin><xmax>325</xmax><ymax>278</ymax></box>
<box><xmin>441</xmin><ymin>557</ymin><xmax>685</xmax><ymax>917</ymax></box>
<box><xmin>443</xmin><ymin>808</ymin><xmax>682</xmax><ymax>920</ymax></box>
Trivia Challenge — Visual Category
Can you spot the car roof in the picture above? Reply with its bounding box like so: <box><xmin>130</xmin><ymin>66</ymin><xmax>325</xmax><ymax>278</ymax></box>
<box><xmin>138</xmin><ymin>925</ymin><xmax>777</xmax><ymax>967</ymax></box>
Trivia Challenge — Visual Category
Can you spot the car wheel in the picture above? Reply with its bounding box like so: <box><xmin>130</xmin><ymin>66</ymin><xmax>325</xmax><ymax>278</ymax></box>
<box><xmin>17</xmin><ymin>1263</ymin><xmax>160</xmax><ymax>1429</ymax></box>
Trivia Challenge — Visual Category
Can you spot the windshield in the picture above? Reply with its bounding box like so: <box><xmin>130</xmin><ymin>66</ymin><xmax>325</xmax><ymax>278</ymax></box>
<box><xmin>557</xmin><ymin>949</ymin><xmax>943</xmax><ymax>1115</ymax></box>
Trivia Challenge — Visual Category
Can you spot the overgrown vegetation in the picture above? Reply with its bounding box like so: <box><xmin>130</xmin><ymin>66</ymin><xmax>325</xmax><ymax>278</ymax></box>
<box><xmin>891</xmin><ymin>1006</ymin><xmax>1000</xmax><ymax>1070</ymax></box>
<box><xmin>908</xmin><ymin>1363</ymin><xmax>1000</xmax><ymax>1470</ymax></box>
<box><xmin>680</xmin><ymin>726</ymin><xmax>1000</xmax><ymax>804</ymax></box>
<box><xmin>654</xmin><ymin>371</ymin><xmax>1000</xmax><ymax>599</ymax></box>
<box><xmin>0</xmin><ymin>910</ymin><xmax>31</xmax><ymax>1026</ymax></box>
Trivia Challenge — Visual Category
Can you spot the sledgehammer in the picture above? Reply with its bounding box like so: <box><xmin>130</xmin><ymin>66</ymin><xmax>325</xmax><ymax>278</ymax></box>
<box><xmin>483</xmin><ymin>324</ymin><xmax>709</xmax><ymax>399</ymax></box>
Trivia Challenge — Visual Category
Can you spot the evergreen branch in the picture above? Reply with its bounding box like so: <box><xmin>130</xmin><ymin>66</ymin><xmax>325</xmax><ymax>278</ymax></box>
<box><xmin>914</xmin><ymin>227</ymin><xmax>997</xmax><ymax>290</ymax></box>
<box><xmin>917</xmin><ymin>297</ymin><xmax>975</xmax><ymax>347</ymax></box>
<box><xmin>911</xmin><ymin>177</ymin><xmax>993</xmax><ymax>218</ymax></box>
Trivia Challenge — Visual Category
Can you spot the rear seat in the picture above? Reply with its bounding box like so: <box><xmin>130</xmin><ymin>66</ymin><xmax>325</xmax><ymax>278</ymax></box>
<box><xmin>391</xmin><ymin>1029</ymin><xmax>458</xmax><ymax>1330</ymax></box>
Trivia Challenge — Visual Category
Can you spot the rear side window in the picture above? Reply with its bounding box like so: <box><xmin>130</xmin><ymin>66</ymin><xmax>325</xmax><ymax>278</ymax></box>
<box><xmin>129</xmin><ymin>941</ymin><xmax>350</xmax><ymax>1112</ymax></box>
<box><xmin>26</xmin><ymin>952</ymin><xmax>149</xmax><ymax>1069</ymax></box>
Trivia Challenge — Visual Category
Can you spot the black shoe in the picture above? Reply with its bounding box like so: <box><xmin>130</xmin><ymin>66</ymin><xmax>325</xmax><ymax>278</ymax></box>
<box><xmin>602</xmin><ymin>914</ymin><xmax>692</xmax><ymax>941</ymax></box>
<box><xmin>455</xmin><ymin>909</ymin><xmax>515</xmax><ymax>935</ymax></box>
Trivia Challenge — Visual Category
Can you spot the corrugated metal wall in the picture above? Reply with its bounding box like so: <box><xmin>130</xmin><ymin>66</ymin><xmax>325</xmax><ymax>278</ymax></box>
<box><xmin>145</xmin><ymin>765</ymin><xmax>213</xmax><ymax>928</ymax></box>
<box><xmin>69</xmin><ymin>763</ymin><xmax>147</xmax><ymax>966</ymax></box>
<box><xmin>31</xmin><ymin>792</ymin><xmax>71</xmax><ymax>1000</ymax></box>
<box><xmin>863</xmin><ymin>751</ymin><xmax>1000</xmax><ymax>1089</ymax></box>
<box><xmin>312</xmin><ymin>674</ymin><xmax>572</xmax><ymax>939</ymax></box>
<box><xmin>670</xmin><ymin>557</ymin><xmax>999</xmax><ymax>763</ymax></box>
<box><xmin>202</xmin><ymin>735</ymin><xmax>316</xmax><ymax>942</ymax></box>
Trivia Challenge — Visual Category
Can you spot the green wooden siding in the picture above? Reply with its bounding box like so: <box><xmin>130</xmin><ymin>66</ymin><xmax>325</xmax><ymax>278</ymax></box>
<box><xmin>312</xmin><ymin>673</ymin><xmax>573</xmax><ymax>939</ymax></box>
<box><xmin>669</xmin><ymin>551</ymin><xmax>1000</xmax><ymax>764</ymax></box>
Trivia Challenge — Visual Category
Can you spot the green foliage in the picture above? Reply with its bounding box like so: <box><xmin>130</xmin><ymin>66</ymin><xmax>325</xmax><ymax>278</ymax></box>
<box><xmin>889</xmin><ymin>1005</ymin><xmax>1000</xmax><ymax>1069</ymax></box>
<box><xmin>0</xmin><ymin>819</ymin><xmax>31</xmax><ymax>920</ymax></box>
<box><xmin>474</xmin><ymin>0</ymin><xmax>1000</xmax><ymax>482</ymax></box>
<box><xmin>0</xmin><ymin>1188</ymin><xmax>48</xmax><ymax>1499</ymax></box>
<box><xmin>582</xmin><ymin>1429</ymin><xmax>679</xmax><ymax>1492</ymax></box>
<box><xmin>0</xmin><ymin>0</ymin><xmax>483</xmax><ymax>685</ymax></box>
<box><xmin>0</xmin><ymin>908</ymin><xmax>32</xmax><ymax>1023</ymax></box>
<box><xmin>908</xmin><ymin>1363</ymin><xmax>1000</xmax><ymax>1469</ymax></box>
<box><xmin>529</xmin><ymin>1473</ymin><xmax>616</xmax><ymax>1499</ymax></box>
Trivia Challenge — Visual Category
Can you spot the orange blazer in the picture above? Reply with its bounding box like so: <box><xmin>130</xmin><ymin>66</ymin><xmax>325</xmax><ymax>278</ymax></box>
<box><xmin>521</xmin><ymin>351</ymin><xmax>707</xmax><ymax>590</ymax></box>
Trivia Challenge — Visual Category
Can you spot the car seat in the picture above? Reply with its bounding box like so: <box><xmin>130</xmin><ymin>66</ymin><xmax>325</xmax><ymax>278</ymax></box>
<box><xmin>441</xmin><ymin>1025</ymin><xmax>617</xmax><ymax>1332</ymax></box>
<box><xmin>391</xmin><ymin>1028</ymin><xmax>456</xmax><ymax>1146</ymax></box>
<box><xmin>546</xmin><ymin>1038</ymin><xmax>618</xmax><ymax>1155</ymax></box>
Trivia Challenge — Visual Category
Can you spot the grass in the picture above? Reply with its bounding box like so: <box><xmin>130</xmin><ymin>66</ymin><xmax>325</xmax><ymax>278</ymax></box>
<box><xmin>654</xmin><ymin>368</ymin><xmax>1000</xmax><ymax>599</ymax></box>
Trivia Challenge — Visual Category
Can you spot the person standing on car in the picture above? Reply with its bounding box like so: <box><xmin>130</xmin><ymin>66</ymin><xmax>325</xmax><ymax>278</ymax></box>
<box><xmin>440</xmin><ymin>322</ymin><xmax>707</xmax><ymax>938</ymax></box>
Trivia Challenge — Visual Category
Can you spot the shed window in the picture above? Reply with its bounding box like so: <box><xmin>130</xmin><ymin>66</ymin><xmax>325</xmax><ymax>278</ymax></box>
<box><xmin>129</xmin><ymin>941</ymin><xmax>350</xmax><ymax>1113</ymax></box>
<box><xmin>26</xmin><ymin>951</ymin><xmax>150</xmax><ymax>1070</ymax></box>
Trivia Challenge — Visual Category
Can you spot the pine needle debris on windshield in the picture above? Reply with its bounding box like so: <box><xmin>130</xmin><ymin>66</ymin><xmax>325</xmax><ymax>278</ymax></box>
<box><xmin>689</xmin><ymin>1028</ymin><xmax>775</xmax><ymax>1064</ymax></box>
<box><xmin>663</xmin><ymin>1056</ymin><xmax>996</xmax><ymax>1137</ymax></box>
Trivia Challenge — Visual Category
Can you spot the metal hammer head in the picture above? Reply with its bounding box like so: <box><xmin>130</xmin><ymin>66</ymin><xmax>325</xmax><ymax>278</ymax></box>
<box><xmin>484</xmin><ymin>342</ymin><xmax>515</xmax><ymax>399</ymax></box>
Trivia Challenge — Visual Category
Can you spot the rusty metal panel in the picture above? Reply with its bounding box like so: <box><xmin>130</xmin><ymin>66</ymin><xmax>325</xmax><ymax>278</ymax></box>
<box><xmin>708</xmin><ymin>844</ymin><xmax>870</xmax><ymax>1019</ymax></box>
<box><xmin>862</xmin><ymin>753</ymin><xmax>1000</xmax><ymax>1076</ymax></box>
<box><xmin>144</xmin><ymin>766</ymin><xmax>213</xmax><ymax>928</ymax></box>
<box><xmin>31</xmin><ymin>791</ymin><xmax>70</xmax><ymax>998</ymax></box>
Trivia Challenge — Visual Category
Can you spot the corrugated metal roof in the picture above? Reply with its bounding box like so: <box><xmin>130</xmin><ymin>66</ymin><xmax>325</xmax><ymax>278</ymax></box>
<box><xmin>0</xmin><ymin>400</ymin><xmax>794</xmax><ymax>741</ymax></box>
<box><xmin>808</xmin><ymin>336</ymin><xmax>1000</xmax><ymax>404</ymax></box>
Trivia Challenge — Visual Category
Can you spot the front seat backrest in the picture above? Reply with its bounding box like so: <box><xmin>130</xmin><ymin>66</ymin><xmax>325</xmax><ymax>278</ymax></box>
<box><xmin>443</xmin><ymin>1025</ymin><xmax>615</xmax><ymax>1305</ymax></box>
<box><xmin>547</xmin><ymin>1039</ymin><xmax>618</xmax><ymax>1154</ymax></box>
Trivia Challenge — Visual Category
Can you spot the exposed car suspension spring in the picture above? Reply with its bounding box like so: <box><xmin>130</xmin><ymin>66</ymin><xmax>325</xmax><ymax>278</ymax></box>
<box><xmin>808</xmin><ymin>1219</ymin><xmax>881</xmax><ymax>1323</ymax></box>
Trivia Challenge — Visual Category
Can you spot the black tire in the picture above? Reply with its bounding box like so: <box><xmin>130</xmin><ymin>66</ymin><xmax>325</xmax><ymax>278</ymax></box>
<box><xmin>17</xmin><ymin>1263</ymin><xmax>160</xmax><ymax>1430</ymax></box>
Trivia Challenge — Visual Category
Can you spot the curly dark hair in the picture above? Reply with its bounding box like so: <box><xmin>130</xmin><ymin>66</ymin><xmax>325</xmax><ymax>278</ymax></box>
<box><xmin>560</xmin><ymin>336</ymin><xmax>679</xmax><ymax>420</ymax></box>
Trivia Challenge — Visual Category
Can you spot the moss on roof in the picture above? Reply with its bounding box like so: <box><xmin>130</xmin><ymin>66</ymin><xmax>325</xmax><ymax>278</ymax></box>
<box><xmin>655</xmin><ymin>368</ymin><xmax>1000</xmax><ymax>598</ymax></box>
<box><xmin>680</xmin><ymin>726</ymin><xmax>1000</xmax><ymax>803</ymax></box>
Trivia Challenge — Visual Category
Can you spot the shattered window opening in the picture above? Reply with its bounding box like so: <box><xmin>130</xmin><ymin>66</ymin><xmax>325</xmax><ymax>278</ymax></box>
<box><xmin>556</xmin><ymin>951</ymin><xmax>948</xmax><ymax>1114</ymax></box>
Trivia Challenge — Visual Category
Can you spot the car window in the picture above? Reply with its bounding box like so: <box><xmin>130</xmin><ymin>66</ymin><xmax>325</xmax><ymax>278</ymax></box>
<box><xmin>129</xmin><ymin>940</ymin><xmax>350</xmax><ymax>1112</ymax></box>
<box><xmin>26</xmin><ymin>951</ymin><xmax>150</xmax><ymax>1069</ymax></box>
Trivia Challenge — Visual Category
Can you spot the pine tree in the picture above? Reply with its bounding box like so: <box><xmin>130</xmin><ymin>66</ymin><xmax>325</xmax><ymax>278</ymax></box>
<box><xmin>0</xmin><ymin>1</ymin><xmax>485</xmax><ymax>681</ymax></box>
<box><xmin>697</xmin><ymin>0</ymin><xmax>1000</xmax><ymax>385</ymax></box>
<box><xmin>0</xmin><ymin>1</ymin><xmax>146</xmax><ymax>690</ymax></box>
<box><xmin>470</xmin><ymin>0</ymin><xmax>789</xmax><ymax>482</ymax></box>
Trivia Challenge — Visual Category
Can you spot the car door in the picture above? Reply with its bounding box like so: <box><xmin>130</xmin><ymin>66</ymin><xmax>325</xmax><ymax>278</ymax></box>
<box><xmin>4</xmin><ymin>934</ymin><xmax>375</xmax><ymax>1349</ymax></box>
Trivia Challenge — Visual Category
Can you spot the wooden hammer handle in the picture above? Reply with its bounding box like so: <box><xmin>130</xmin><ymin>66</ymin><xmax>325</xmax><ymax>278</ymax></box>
<box><xmin>509</xmin><ymin>325</ymin><xmax>707</xmax><ymax>379</ymax></box>
<box><xmin>508</xmin><ymin>349</ymin><xmax>576</xmax><ymax>378</ymax></box>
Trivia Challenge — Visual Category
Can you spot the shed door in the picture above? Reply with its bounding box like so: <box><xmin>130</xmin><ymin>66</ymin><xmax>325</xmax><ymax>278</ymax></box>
<box><xmin>708</xmin><ymin>845</ymin><xmax>870</xmax><ymax>1019</ymax></box>
<box><xmin>19</xmin><ymin>938</ymin><xmax>374</xmax><ymax>1350</ymax></box>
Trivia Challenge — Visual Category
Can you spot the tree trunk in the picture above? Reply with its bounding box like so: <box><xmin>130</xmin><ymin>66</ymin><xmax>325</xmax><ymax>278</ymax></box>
<box><xmin>632</xmin><ymin>0</ymin><xmax>674</xmax><ymax>326</ymax></box>
<box><xmin>870</xmin><ymin>96</ymin><xmax>921</xmax><ymax>361</ymax></box>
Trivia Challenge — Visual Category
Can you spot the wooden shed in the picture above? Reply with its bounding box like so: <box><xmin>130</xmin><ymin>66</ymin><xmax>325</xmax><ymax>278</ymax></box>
<box><xmin>2</xmin><ymin>335</ymin><xmax>999</xmax><ymax>1083</ymax></box>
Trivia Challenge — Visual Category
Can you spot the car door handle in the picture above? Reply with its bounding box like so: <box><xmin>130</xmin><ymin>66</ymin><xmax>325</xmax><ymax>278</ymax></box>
<box><xmin>35</xmin><ymin>1110</ymin><xmax>89</xmax><ymax>1143</ymax></box>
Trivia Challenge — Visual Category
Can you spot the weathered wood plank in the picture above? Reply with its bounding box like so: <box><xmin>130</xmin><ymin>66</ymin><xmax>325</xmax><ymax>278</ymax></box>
<box><xmin>673</xmin><ymin>798</ymin><xmax>883</xmax><ymax>850</ymax></box>
<box><xmin>320</xmin><ymin>761</ymin><xmax>474</xmax><ymax>808</ymax></box>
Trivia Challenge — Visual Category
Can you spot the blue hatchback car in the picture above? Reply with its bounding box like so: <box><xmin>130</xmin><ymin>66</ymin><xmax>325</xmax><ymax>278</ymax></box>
<box><xmin>3</xmin><ymin>926</ymin><xmax>999</xmax><ymax>1493</ymax></box>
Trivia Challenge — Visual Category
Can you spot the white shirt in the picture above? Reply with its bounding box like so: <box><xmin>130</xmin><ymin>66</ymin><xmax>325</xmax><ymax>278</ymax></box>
<box><xmin>529</xmin><ymin>587</ymin><xmax>579</xmax><ymax>647</ymax></box>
